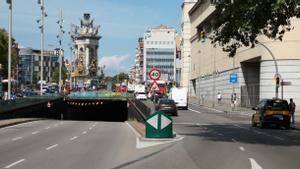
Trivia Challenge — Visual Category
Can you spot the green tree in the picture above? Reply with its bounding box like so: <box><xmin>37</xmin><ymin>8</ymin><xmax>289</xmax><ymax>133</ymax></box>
<box><xmin>0</xmin><ymin>28</ymin><xmax>18</xmax><ymax>78</ymax></box>
<box><xmin>52</xmin><ymin>66</ymin><xmax>68</xmax><ymax>84</ymax></box>
<box><xmin>113</xmin><ymin>72</ymin><xmax>129</xmax><ymax>83</ymax></box>
<box><xmin>211</xmin><ymin>0</ymin><xmax>300</xmax><ymax>57</ymax></box>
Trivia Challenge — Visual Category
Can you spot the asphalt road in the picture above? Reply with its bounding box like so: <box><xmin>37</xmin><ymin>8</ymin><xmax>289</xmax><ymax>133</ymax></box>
<box><xmin>0</xmin><ymin>102</ymin><xmax>300</xmax><ymax>169</ymax></box>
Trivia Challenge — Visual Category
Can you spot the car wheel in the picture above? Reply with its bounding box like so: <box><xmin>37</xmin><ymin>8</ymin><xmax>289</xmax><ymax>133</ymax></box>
<box><xmin>259</xmin><ymin>120</ymin><xmax>265</xmax><ymax>129</ymax></box>
<box><xmin>251</xmin><ymin>116</ymin><xmax>257</xmax><ymax>127</ymax></box>
<box><xmin>285</xmin><ymin>122</ymin><xmax>291</xmax><ymax>130</ymax></box>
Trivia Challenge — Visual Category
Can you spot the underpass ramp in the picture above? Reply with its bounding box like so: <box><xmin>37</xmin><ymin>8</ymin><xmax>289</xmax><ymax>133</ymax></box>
<box><xmin>64</xmin><ymin>91</ymin><xmax>128</xmax><ymax>122</ymax></box>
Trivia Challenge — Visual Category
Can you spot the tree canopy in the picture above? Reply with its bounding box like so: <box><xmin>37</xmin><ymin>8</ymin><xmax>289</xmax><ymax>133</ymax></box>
<box><xmin>0</xmin><ymin>28</ymin><xmax>18</xmax><ymax>79</ymax></box>
<box><xmin>52</xmin><ymin>66</ymin><xmax>68</xmax><ymax>84</ymax></box>
<box><xmin>211</xmin><ymin>0</ymin><xmax>300</xmax><ymax>57</ymax></box>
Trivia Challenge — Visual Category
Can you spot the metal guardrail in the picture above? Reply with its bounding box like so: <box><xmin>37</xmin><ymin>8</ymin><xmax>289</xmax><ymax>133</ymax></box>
<box><xmin>127</xmin><ymin>98</ymin><xmax>151</xmax><ymax>123</ymax></box>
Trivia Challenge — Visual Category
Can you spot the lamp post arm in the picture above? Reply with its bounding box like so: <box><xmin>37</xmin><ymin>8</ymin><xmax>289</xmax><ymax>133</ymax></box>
<box><xmin>257</xmin><ymin>41</ymin><xmax>279</xmax><ymax>76</ymax></box>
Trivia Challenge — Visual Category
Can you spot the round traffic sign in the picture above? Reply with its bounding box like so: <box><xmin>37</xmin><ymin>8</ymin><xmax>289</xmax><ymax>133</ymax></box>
<box><xmin>149</xmin><ymin>68</ymin><xmax>161</xmax><ymax>80</ymax></box>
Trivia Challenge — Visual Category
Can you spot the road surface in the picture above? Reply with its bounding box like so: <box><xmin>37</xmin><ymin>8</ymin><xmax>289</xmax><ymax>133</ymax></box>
<box><xmin>0</xmin><ymin>103</ymin><xmax>300</xmax><ymax>169</ymax></box>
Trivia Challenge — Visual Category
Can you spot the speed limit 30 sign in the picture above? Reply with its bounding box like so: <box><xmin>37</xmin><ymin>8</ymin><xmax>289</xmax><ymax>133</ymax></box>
<box><xmin>149</xmin><ymin>68</ymin><xmax>161</xmax><ymax>81</ymax></box>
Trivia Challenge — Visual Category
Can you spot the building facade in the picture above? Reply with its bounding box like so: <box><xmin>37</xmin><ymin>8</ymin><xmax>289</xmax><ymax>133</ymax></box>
<box><xmin>180</xmin><ymin>0</ymin><xmax>197</xmax><ymax>88</ymax></box>
<box><xmin>134</xmin><ymin>38</ymin><xmax>144</xmax><ymax>83</ymax></box>
<box><xmin>143</xmin><ymin>25</ymin><xmax>177</xmax><ymax>83</ymax></box>
<box><xmin>18</xmin><ymin>47</ymin><xmax>59</xmax><ymax>88</ymax></box>
<box><xmin>189</xmin><ymin>0</ymin><xmax>300</xmax><ymax>112</ymax></box>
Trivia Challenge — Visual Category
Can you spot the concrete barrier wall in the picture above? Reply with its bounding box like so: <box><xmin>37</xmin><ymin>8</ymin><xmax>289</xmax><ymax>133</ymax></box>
<box><xmin>0</xmin><ymin>97</ymin><xmax>65</xmax><ymax>120</ymax></box>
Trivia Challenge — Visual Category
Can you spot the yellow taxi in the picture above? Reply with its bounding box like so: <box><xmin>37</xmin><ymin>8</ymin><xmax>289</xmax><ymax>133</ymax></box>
<box><xmin>251</xmin><ymin>99</ymin><xmax>291</xmax><ymax>129</ymax></box>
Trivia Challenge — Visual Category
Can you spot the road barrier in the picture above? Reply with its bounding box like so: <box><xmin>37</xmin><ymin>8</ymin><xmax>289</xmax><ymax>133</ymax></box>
<box><xmin>127</xmin><ymin>98</ymin><xmax>151</xmax><ymax>123</ymax></box>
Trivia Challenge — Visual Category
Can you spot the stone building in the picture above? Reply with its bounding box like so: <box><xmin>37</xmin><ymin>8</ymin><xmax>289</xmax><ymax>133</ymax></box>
<box><xmin>189</xmin><ymin>0</ymin><xmax>300</xmax><ymax>111</ymax></box>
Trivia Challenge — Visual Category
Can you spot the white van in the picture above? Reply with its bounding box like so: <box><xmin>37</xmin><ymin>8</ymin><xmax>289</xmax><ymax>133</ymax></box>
<box><xmin>169</xmin><ymin>87</ymin><xmax>188</xmax><ymax>109</ymax></box>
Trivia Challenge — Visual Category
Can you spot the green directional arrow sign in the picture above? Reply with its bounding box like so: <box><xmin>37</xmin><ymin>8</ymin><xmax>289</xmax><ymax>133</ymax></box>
<box><xmin>146</xmin><ymin>111</ymin><xmax>173</xmax><ymax>138</ymax></box>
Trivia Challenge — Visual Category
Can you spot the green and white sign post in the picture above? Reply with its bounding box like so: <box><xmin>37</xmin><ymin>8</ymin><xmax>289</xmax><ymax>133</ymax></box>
<box><xmin>146</xmin><ymin>111</ymin><xmax>173</xmax><ymax>138</ymax></box>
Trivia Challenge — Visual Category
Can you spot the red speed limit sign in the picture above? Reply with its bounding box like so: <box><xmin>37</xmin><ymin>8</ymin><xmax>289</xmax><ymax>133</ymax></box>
<box><xmin>149</xmin><ymin>68</ymin><xmax>161</xmax><ymax>80</ymax></box>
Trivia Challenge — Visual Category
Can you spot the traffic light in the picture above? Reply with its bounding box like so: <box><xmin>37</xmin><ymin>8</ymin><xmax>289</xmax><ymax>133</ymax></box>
<box><xmin>276</xmin><ymin>77</ymin><xmax>280</xmax><ymax>88</ymax></box>
<box><xmin>200</xmin><ymin>31</ymin><xmax>206</xmax><ymax>43</ymax></box>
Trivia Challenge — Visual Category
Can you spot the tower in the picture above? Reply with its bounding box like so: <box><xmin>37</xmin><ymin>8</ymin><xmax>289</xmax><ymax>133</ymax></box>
<box><xmin>71</xmin><ymin>13</ymin><xmax>101</xmax><ymax>82</ymax></box>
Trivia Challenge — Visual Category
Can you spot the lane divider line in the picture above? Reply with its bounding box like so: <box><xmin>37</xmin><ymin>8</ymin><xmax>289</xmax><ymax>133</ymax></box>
<box><xmin>231</xmin><ymin>138</ymin><xmax>238</xmax><ymax>143</ymax></box>
<box><xmin>32</xmin><ymin>131</ymin><xmax>39</xmax><ymax>135</ymax></box>
<box><xmin>188</xmin><ymin>108</ymin><xmax>202</xmax><ymax>114</ymax></box>
<box><xmin>239</xmin><ymin>146</ymin><xmax>245</xmax><ymax>151</ymax></box>
<box><xmin>89</xmin><ymin>127</ymin><xmax>93</xmax><ymax>130</ymax></box>
<box><xmin>45</xmin><ymin>127</ymin><xmax>51</xmax><ymax>130</ymax></box>
<box><xmin>249</xmin><ymin>158</ymin><xmax>263</xmax><ymax>169</ymax></box>
<box><xmin>4</xmin><ymin>159</ymin><xmax>25</xmax><ymax>169</ymax></box>
<box><xmin>46</xmin><ymin>144</ymin><xmax>58</xmax><ymax>150</ymax></box>
<box><xmin>70</xmin><ymin>136</ymin><xmax>78</xmax><ymax>141</ymax></box>
<box><xmin>82</xmin><ymin>131</ymin><xmax>87</xmax><ymax>134</ymax></box>
<box><xmin>12</xmin><ymin>137</ymin><xmax>23</xmax><ymax>141</ymax></box>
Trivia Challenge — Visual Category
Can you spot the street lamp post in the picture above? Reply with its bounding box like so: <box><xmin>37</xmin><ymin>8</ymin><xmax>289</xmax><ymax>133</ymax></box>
<box><xmin>37</xmin><ymin>0</ymin><xmax>45</xmax><ymax>96</ymax></box>
<box><xmin>7</xmin><ymin>0</ymin><xmax>12</xmax><ymax>100</ymax></box>
<box><xmin>257</xmin><ymin>41</ymin><xmax>279</xmax><ymax>98</ymax></box>
<box><xmin>57</xmin><ymin>9</ymin><xmax>64</xmax><ymax>93</ymax></box>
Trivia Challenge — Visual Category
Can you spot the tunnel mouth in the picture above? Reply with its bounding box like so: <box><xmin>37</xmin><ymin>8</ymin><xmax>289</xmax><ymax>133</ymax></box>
<box><xmin>64</xmin><ymin>99</ymin><xmax>128</xmax><ymax>122</ymax></box>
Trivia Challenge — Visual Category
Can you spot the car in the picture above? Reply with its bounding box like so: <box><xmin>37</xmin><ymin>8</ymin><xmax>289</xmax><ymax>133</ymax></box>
<box><xmin>251</xmin><ymin>99</ymin><xmax>291</xmax><ymax>129</ymax></box>
<box><xmin>135</xmin><ymin>92</ymin><xmax>147</xmax><ymax>100</ymax></box>
<box><xmin>155</xmin><ymin>98</ymin><xmax>178</xmax><ymax>116</ymax></box>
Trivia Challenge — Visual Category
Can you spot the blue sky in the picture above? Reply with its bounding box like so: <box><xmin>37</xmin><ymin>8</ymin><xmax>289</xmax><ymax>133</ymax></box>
<box><xmin>0</xmin><ymin>0</ymin><xmax>182</xmax><ymax>76</ymax></box>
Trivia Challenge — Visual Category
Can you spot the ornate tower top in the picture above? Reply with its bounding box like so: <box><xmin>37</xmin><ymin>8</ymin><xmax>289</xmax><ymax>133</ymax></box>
<box><xmin>71</xmin><ymin>13</ymin><xmax>101</xmax><ymax>39</ymax></box>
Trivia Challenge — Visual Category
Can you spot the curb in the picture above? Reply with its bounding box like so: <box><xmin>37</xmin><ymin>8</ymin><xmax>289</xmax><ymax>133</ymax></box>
<box><xmin>0</xmin><ymin>118</ymin><xmax>43</xmax><ymax>129</ymax></box>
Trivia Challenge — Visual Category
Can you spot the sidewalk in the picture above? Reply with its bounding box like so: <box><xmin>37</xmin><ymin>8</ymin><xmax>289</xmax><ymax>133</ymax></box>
<box><xmin>189</xmin><ymin>96</ymin><xmax>300</xmax><ymax>129</ymax></box>
<box><xmin>0</xmin><ymin>118</ymin><xmax>41</xmax><ymax>128</ymax></box>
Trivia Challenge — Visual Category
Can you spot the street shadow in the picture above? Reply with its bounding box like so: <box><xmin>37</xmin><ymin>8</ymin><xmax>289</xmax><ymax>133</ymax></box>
<box><xmin>177</xmin><ymin>123</ymin><xmax>300</xmax><ymax>146</ymax></box>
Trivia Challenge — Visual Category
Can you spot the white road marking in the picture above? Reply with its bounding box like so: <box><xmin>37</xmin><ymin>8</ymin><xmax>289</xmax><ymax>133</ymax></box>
<box><xmin>125</xmin><ymin>122</ymin><xmax>141</xmax><ymax>138</ymax></box>
<box><xmin>53</xmin><ymin>124</ymin><xmax>58</xmax><ymax>127</ymax></box>
<box><xmin>239</xmin><ymin>146</ymin><xmax>245</xmax><ymax>151</ymax></box>
<box><xmin>70</xmin><ymin>136</ymin><xmax>78</xmax><ymax>140</ymax></box>
<box><xmin>45</xmin><ymin>126</ymin><xmax>51</xmax><ymax>130</ymax></box>
<box><xmin>231</xmin><ymin>138</ymin><xmax>238</xmax><ymax>143</ymax></box>
<box><xmin>249</xmin><ymin>158</ymin><xmax>263</xmax><ymax>169</ymax></box>
<box><xmin>12</xmin><ymin>137</ymin><xmax>23</xmax><ymax>141</ymax></box>
<box><xmin>89</xmin><ymin>127</ymin><xmax>93</xmax><ymax>130</ymax></box>
<box><xmin>4</xmin><ymin>159</ymin><xmax>25</xmax><ymax>168</ymax></box>
<box><xmin>82</xmin><ymin>131</ymin><xmax>87</xmax><ymax>134</ymax></box>
<box><xmin>32</xmin><ymin>131</ymin><xmax>39</xmax><ymax>135</ymax></box>
<box><xmin>46</xmin><ymin>144</ymin><xmax>58</xmax><ymax>150</ymax></box>
<box><xmin>188</xmin><ymin>108</ymin><xmax>202</xmax><ymax>114</ymax></box>
<box><xmin>173</xmin><ymin>122</ymin><xmax>210</xmax><ymax>126</ymax></box>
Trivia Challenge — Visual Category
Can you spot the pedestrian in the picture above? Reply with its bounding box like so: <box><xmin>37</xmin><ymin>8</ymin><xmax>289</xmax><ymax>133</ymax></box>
<box><xmin>289</xmin><ymin>98</ymin><xmax>296</xmax><ymax>127</ymax></box>
<box><xmin>231</xmin><ymin>93</ymin><xmax>237</xmax><ymax>111</ymax></box>
<box><xmin>217</xmin><ymin>92</ymin><xmax>222</xmax><ymax>104</ymax></box>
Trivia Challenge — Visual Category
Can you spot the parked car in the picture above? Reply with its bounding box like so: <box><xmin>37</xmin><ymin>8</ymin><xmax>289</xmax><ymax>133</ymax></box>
<box><xmin>135</xmin><ymin>92</ymin><xmax>147</xmax><ymax>100</ymax></box>
<box><xmin>251</xmin><ymin>99</ymin><xmax>291</xmax><ymax>129</ymax></box>
<box><xmin>155</xmin><ymin>98</ymin><xmax>178</xmax><ymax>116</ymax></box>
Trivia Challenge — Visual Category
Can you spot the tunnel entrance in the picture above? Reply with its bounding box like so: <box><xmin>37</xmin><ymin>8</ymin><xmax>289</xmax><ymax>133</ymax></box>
<box><xmin>63</xmin><ymin>99</ymin><xmax>128</xmax><ymax>122</ymax></box>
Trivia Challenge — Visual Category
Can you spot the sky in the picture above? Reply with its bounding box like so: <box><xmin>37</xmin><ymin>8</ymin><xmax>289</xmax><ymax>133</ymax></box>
<box><xmin>0</xmin><ymin>0</ymin><xmax>182</xmax><ymax>76</ymax></box>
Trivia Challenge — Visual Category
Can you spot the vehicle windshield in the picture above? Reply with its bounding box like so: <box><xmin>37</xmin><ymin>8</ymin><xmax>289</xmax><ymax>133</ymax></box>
<box><xmin>266</xmin><ymin>100</ymin><xmax>289</xmax><ymax>110</ymax></box>
<box><xmin>160</xmin><ymin>99</ymin><xmax>174</xmax><ymax>104</ymax></box>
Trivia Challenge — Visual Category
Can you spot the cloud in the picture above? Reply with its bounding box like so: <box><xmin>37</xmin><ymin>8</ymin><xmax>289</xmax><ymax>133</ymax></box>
<box><xmin>99</xmin><ymin>55</ymin><xmax>130</xmax><ymax>76</ymax></box>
